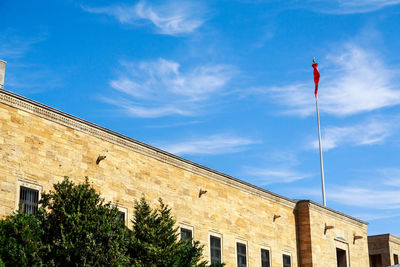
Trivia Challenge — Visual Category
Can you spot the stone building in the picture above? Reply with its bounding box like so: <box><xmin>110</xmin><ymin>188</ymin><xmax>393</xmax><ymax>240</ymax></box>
<box><xmin>369</xmin><ymin>234</ymin><xmax>400</xmax><ymax>267</ymax></box>
<box><xmin>0</xmin><ymin>86</ymin><xmax>371</xmax><ymax>266</ymax></box>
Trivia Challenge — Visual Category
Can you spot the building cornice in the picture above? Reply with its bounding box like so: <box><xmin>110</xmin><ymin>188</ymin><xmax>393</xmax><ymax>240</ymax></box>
<box><xmin>389</xmin><ymin>234</ymin><xmax>400</xmax><ymax>245</ymax></box>
<box><xmin>297</xmin><ymin>200</ymin><xmax>368</xmax><ymax>228</ymax></box>
<box><xmin>368</xmin><ymin>234</ymin><xmax>400</xmax><ymax>245</ymax></box>
<box><xmin>0</xmin><ymin>88</ymin><xmax>296</xmax><ymax>208</ymax></box>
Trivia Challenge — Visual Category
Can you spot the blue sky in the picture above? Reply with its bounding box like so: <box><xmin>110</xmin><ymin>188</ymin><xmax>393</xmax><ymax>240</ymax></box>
<box><xmin>2</xmin><ymin>0</ymin><xmax>400</xmax><ymax>236</ymax></box>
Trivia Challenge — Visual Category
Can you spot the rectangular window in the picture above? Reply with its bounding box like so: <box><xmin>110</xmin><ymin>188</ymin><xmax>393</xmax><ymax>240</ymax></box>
<box><xmin>283</xmin><ymin>254</ymin><xmax>291</xmax><ymax>267</ymax></box>
<box><xmin>237</xmin><ymin>242</ymin><xmax>247</xmax><ymax>267</ymax></box>
<box><xmin>180</xmin><ymin>228</ymin><xmax>193</xmax><ymax>241</ymax></box>
<box><xmin>261</xmin><ymin>249</ymin><xmax>270</xmax><ymax>267</ymax></box>
<box><xmin>394</xmin><ymin>254</ymin><xmax>399</xmax><ymax>265</ymax></box>
<box><xmin>118</xmin><ymin>211</ymin><xmax>125</xmax><ymax>223</ymax></box>
<box><xmin>336</xmin><ymin>248</ymin><xmax>347</xmax><ymax>267</ymax></box>
<box><xmin>19</xmin><ymin>186</ymin><xmax>39</xmax><ymax>214</ymax></box>
<box><xmin>210</xmin><ymin>235</ymin><xmax>222</xmax><ymax>264</ymax></box>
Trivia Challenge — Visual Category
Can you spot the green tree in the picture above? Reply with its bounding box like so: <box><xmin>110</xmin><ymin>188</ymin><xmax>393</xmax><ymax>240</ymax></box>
<box><xmin>0</xmin><ymin>211</ymin><xmax>47</xmax><ymax>266</ymax></box>
<box><xmin>129</xmin><ymin>197</ymin><xmax>208</xmax><ymax>267</ymax></box>
<box><xmin>0</xmin><ymin>177</ymin><xmax>222</xmax><ymax>266</ymax></box>
<box><xmin>39</xmin><ymin>177</ymin><xmax>130</xmax><ymax>266</ymax></box>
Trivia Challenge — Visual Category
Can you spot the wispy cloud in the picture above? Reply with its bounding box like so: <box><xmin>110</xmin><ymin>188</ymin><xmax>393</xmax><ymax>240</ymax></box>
<box><xmin>158</xmin><ymin>133</ymin><xmax>256</xmax><ymax>155</ymax></box>
<box><xmin>329</xmin><ymin>186</ymin><xmax>400</xmax><ymax>210</ymax></box>
<box><xmin>0</xmin><ymin>34</ymin><xmax>46</xmax><ymax>60</ymax></box>
<box><xmin>241</xmin><ymin>150</ymin><xmax>310</xmax><ymax>185</ymax></box>
<box><xmin>144</xmin><ymin>120</ymin><xmax>201</xmax><ymax>129</ymax></box>
<box><xmin>83</xmin><ymin>0</ymin><xmax>207</xmax><ymax>35</ymax></box>
<box><xmin>325</xmin><ymin>0</ymin><xmax>400</xmax><ymax>14</ymax></box>
<box><xmin>0</xmin><ymin>32</ymin><xmax>62</xmax><ymax>92</ymax></box>
<box><xmin>379</xmin><ymin>168</ymin><xmax>400</xmax><ymax>187</ymax></box>
<box><xmin>6</xmin><ymin>66</ymin><xmax>62</xmax><ymax>92</ymax></box>
<box><xmin>264</xmin><ymin>44</ymin><xmax>400</xmax><ymax>117</ymax></box>
<box><xmin>311</xmin><ymin>117</ymin><xmax>396</xmax><ymax>151</ymax></box>
<box><xmin>275</xmin><ymin>0</ymin><xmax>400</xmax><ymax>14</ymax></box>
<box><xmin>350</xmin><ymin>212</ymin><xmax>400</xmax><ymax>221</ymax></box>
<box><xmin>102</xmin><ymin>58</ymin><xmax>235</xmax><ymax>118</ymax></box>
<box><xmin>244</xmin><ymin>168</ymin><xmax>310</xmax><ymax>185</ymax></box>
<box><xmin>292</xmin><ymin>168</ymin><xmax>400</xmax><ymax>211</ymax></box>
<box><xmin>243</xmin><ymin>0</ymin><xmax>400</xmax><ymax>14</ymax></box>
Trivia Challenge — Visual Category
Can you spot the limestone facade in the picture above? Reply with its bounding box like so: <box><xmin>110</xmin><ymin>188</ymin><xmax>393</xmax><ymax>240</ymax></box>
<box><xmin>369</xmin><ymin>234</ymin><xmax>400</xmax><ymax>267</ymax></box>
<box><xmin>0</xmin><ymin>89</ymin><xmax>370</xmax><ymax>266</ymax></box>
<box><xmin>296</xmin><ymin>201</ymin><xmax>369</xmax><ymax>267</ymax></box>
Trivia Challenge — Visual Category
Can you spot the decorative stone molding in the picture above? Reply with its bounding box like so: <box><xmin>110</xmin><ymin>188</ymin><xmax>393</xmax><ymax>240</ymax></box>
<box><xmin>0</xmin><ymin>89</ymin><xmax>296</xmax><ymax>208</ymax></box>
<box><xmin>306</xmin><ymin>200</ymin><xmax>368</xmax><ymax>227</ymax></box>
<box><xmin>389</xmin><ymin>234</ymin><xmax>400</xmax><ymax>246</ymax></box>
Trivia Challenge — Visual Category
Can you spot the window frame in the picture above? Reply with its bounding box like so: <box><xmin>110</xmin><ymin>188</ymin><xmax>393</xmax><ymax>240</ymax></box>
<box><xmin>116</xmin><ymin>205</ymin><xmax>128</xmax><ymax>225</ymax></box>
<box><xmin>235</xmin><ymin>239</ymin><xmax>248</xmax><ymax>267</ymax></box>
<box><xmin>334</xmin><ymin>239</ymin><xmax>349</xmax><ymax>267</ymax></box>
<box><xmin>15</xmin><ymin>180</ymin><xmax>43</xmax><ymax>213</ymax></box>
<box><xmin>282</xmin><ymin>252</ymin><xmax>292</xmax><ymax>267</ymax></box>
<box><xmin>179</xmin><ymin>223</ymin><xmax>194</xmax><ymax>241</ymax></box>
<box><xmin>209</xmin><ymin>232</ymin><xmax>223</xmax><ymax>264</ymax></box>
<box><xmin>394</xmin><ymin>253</ymin><xmax>399</xmax><ymax>265</ymax></box>
<box><xmin>260</xmin><ymin>246</ymin><xmax>271</xmax><ymax>267</ymax></box>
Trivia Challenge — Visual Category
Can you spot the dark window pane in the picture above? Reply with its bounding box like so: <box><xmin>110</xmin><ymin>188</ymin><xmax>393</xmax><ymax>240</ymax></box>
<box><xmin>118</xmin><ymin>211</ymin><xmax>125</xmax><ymax>223</ymax></box>
<box><xmin>261</xmin><ymin>249</ymin><xmax>270</xmax><ymax>267</ymax></box>
<box><xmin>237</xmin><ymin>242</ymin><xmax>247</xmax><ymax>267</ymax></box>
<box><xmin>336</xmin><ymin>248</ymin><xmax>347</xmax><ymax>267</ymax></box>
<box><xmin>394</xmin><ymin>254</ymin><xmax>399</xmax><ymax>265</ymax></box>
<box><xmin>210</xmin><ymin>236</ymin><xmax>221</xmax><ymax>263</ymax></box>
<box><xmin>283</xmin><ymin>254</ymin><xmax>291</xmax><ymax>267</ymax></box>
<box><xmin>181</xmin><ymin>228</ymin><xmax>192</xmax><ymax>241</ymax></box>
<box><xmin>19</xmin><ymin>186</ymin><xmax>39</xmax><ymax>214</ymax></box>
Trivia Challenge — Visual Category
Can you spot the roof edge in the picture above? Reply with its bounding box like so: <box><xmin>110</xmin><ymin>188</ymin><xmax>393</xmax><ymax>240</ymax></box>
<box><xmin>297</xmin><ymin>200</ymin><xmax>368</xmax><ymax>226</ymax></box>
<box><xmin>0</xmin><ymin>88</ymin><xmax>297</xmax><ymax>207</ymax></box>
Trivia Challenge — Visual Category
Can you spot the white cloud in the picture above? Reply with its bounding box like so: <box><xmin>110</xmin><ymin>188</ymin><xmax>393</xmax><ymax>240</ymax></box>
<box><xmin>293</xmin><ymin>184</ymin><xmax>400</xmax><ymax>210</ymax></box>
<box><xmin>83</xmin><ymin>0</ymin><xmax>207</xmax><ymax>35</ymax></box>
<box><xmin>328</xmin><ymin>186</ymin><xmax>400</xmax><ymax>209</ymax></box>
<box><xmin>158</xmin><ymin>134</ymin><xmax>256</xmax><ymax>155</ymax></box>
<box><xmin>102</xmin><ymin>58</ymin><xmax>235</xmax><ymax>118</ymax></box>
<box><xmin>379</xmin><ymin>168</ymin><xmax>400</xmax><ymax>187</ymax></box>
<box><xmin>284</xmin><ymin>0</ymin><xmax>400</xmax><ymax>14</ymax></box>
<box><xmin>244</xmin><ymin>168</ymin><xmax>310</xmax><ymax>185</ymax></box>
<box><xmin>100</xmin><ymin>97</ymin><xmax>192</xmax><ymax>118</ymax></box>
<box><xmin>350</xmin><ymin>212</ymin><xmax>400</xmax><ymax>221</ymax></box>
<box><xmin>266</xmin><ymin>44</ymin><xmax>400</xmax><ymax>117</ymax></box>
<box><xmin>292</xmin><ymin>168</ymin><xmax>400</xmax><ymax>210</ymax></box>
<box><xmin>0</xmin><ymin>34</ymin><xmax>46</xmax><ymax>60</ymax></box>
<box><xmin>330</xmin><ymin>0</ymin><xmax>400</xmax><ymax>14</ymax></box>
<box><xmin>311</xmin><ymin>118</ymin><xmax>396</xmax><ymax>151</ymax></box>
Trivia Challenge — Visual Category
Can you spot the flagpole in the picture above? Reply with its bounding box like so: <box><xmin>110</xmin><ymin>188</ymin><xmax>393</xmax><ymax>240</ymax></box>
<box><xmin>315</xmin><ymin>95</ymin><xmax>326</xmax><ymax>206</ymax></box>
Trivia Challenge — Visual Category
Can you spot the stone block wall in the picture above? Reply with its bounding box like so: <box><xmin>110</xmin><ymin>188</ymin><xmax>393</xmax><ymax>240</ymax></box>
<box><xmin>0</xmin><ymin>89</ymin><xmax>371</xmax><ymax>266</ymax></box>
<box><xmin>0</xmin><ymin>90</ymin><xmax>299</xmax><ymax>266</ymax></box>
<box><xmin>297</xmin><ymin>201</ymin><xmax>369</xmax><ymax>267</ymax></box>
<box><xmin>369</xmin><ymin>234</ymin><xmax>400</xmax><ymax>267</ymax></box>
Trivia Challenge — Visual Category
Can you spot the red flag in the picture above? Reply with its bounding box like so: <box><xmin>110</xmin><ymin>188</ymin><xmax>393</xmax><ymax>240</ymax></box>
<box><xmin>312</xmin><ymin>62</ymin><xmax>320</xmax><ymax>98</ymax></box>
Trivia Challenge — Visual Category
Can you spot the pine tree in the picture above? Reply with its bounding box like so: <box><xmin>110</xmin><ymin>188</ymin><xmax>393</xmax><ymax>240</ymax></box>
<box><xmin>129</xmin><ymin>197</ymin><xmax>208</xmax><ymax>267</ymax></box>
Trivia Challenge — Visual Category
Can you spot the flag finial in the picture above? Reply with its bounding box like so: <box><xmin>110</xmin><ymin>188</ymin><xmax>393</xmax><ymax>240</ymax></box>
<box><xmin>313</xmin><ymin>57</ymin><xmax>316</xmax><ymax>64</ymax></box>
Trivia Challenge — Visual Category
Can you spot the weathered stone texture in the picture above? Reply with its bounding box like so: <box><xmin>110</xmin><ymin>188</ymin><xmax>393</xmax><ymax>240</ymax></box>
<box><xmin>0</xmin><ymin>90</ymin><xmax>371</xmax><ymax>266</ymax></box>
<box><xmin>369</xmin><ymin>234</ymin><xmax>400</xmax><ymax>266</ymax></box>
<box><xmin>0</xmin><ymin>100</ymin><xmax>299</xmax><ymax>266</ymax></box>
<box><xmin>297</xmin><ymin>201</ymin><xmax>369</xmax><ymax>267</ymax></box>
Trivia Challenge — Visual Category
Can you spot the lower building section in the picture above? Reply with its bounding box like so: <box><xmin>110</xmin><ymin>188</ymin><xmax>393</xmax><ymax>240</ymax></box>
<box><xmin>296</xmin><ymin>201</ymin><xmax>369</xmax><ymax>267</ymax></box>
<box><xmin>369</xmin><ymin>234</ymin><xmax>400</xmax><ymax>267</ymax></box>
